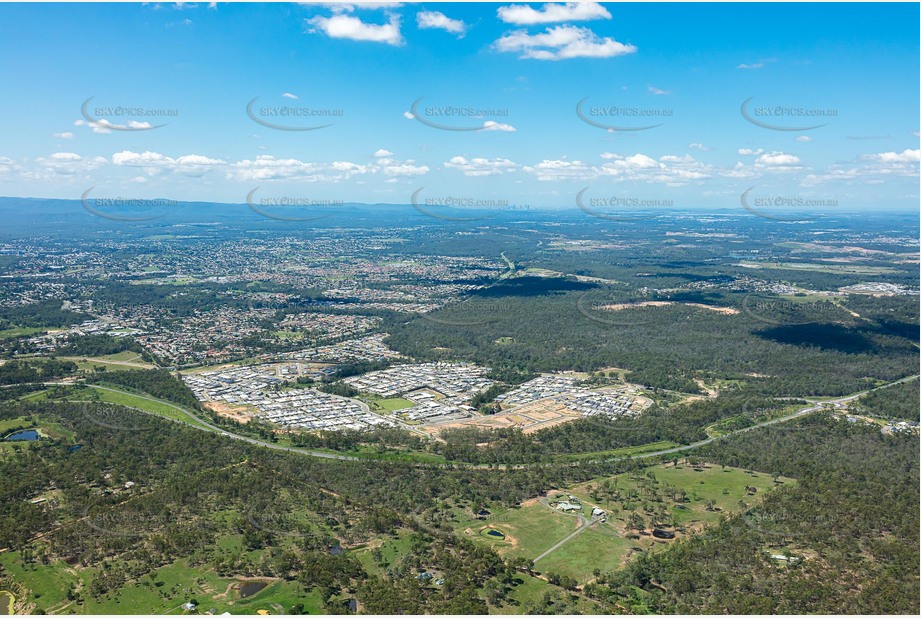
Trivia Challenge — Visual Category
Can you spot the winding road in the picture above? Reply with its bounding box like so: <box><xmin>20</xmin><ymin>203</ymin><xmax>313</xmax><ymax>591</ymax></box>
<box><xmin>42</xmin><ymin>373</ymin><xmax>919</xmax><ymax>470</ymax></box>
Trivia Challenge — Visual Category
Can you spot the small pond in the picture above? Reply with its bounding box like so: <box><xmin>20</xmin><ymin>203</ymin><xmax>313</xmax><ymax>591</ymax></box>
<box><xmin>239</xmin><ymin>581</ymin><xmax>267</xmax><ymax>598</ymax></box>
<box><xmin>0</xmin><ymin>591</ymin><xmax>14</xmax><ymax>616</ymax></box>
<box><xmin>5</xmin><ymin>429</ymin><xmax>39</xmax><ymax>442</ymax></box>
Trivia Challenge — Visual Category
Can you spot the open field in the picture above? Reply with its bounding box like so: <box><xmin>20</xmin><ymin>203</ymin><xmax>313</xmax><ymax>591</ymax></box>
<box><xmin>599</xmin><ymin>301</ymin><xmax>739</xmax><ymax>315</ymax></box>
<box><xmin>0</xmin><ymin>553</ymin><xmax>324</xmax><ymax>615</ymax></box>
<box><xmin>24</xmin><ymin>385</ymin><xmax>213</xmax><ymax>431</ymax></box>
<box><xmin>0</xmin><ymin>327</ymin><xmax>58</xmax><ymax>339</ymax></box>
<box><xmin>460</xmin><ymin>461</ymin><xmax>793</xmax><ymax>584</ymax></box>
<box><xmin>61</xmin><ymin>353</ymin><xmax>155</xmax><ymax>372</ymax></box>
<box><xmin>363</xmin><ymin>396</ymin><xmax>415</xmax><ymax>413</ymax></box>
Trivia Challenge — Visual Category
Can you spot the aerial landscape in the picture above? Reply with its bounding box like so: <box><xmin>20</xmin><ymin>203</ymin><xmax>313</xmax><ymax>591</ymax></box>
<box><xmin>0</xmin><ymin>1</ymin><xmax>918</xmax><ymax>616</ymax></box>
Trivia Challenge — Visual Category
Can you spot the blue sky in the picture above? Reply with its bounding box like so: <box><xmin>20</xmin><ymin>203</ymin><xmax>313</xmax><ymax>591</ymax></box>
<box><xmin>0</xmin><ymin>1</ymin><xmax>918</xmax><ymax>211</ymax></box>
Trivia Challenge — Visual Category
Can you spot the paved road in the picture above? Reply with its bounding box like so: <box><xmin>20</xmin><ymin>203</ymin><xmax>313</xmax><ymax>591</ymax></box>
<box><xmin>41</xmin><ymin>373</ymin><xmax>919</xmax><ymax>469</ymax></box>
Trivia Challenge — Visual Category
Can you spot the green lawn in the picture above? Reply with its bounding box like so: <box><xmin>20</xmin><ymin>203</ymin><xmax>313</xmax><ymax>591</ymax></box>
<box><xmin>535</xmin><ymin>526</ymin><xmax>635</xmax><ymax>582</ymax></box>
<box><xmin>363</xmin><ymin>396</ymin><xmax>415</xmax><ymax>413</ymax></box>
<box><xmin>0</xmin><ymin>327</ymin><xmax>54</xmax><ymax>339</ymax></box>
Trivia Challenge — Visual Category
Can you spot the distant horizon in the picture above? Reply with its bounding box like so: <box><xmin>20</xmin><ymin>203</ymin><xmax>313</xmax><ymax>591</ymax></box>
<box><xmin>1</xmin><ymin>193</ymin><xmax>919</xmax><ymax>216</ymax></box>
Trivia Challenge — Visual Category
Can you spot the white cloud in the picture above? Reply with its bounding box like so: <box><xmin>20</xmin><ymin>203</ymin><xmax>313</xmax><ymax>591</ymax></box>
<box><xmin>597</xmin><ymin>152</ymin><xmax>711</xmax><ymax>185</ymax></box>
<box><xmin>307</xmin><ymin>12</ymin><xmax>403</xmax><ymax>45</ymax></box>
<box><xmin>494</xmin><ymin>25</ymin><xmax>636</xmax><ymax>60</ymax></box>
<box><xmin>227</xmin><ymin>155</ymin><xmax>370</xmax><ymax>182</ymax></box>
<box><xmin>689</xmin><ymin>143</ymin><xmax>709</xmax><ymax>151</ymax></box>
<box><xmin>31</xmin><ymin>152</ymin><xmax>107</xmax><ymax>178</ymax></box>
<box><xmin>318</xmin><ymin>2</ymin><xmax>404</xmax><ymax>12</ymax></box>
<box><xmin>380</xmin><ymin>162</ymin><xmax>429</xmax><ymax>177</ymax></box>
<box><xmin>444</xmin><ymin>156</ymin><xmax>518</xmax><ymax>177</ymax></box>
<box><xmin>756</xmin><ymin>151</ymin><xmax>801</xmax><ymax>166</ymax></box>
<box><xmin>522</xmin><ymin>159</ymin><xmax>594</xmax><ymax>181</ymax></box>
<box><xmin>416</xmin><ymin>10</ymin><xmax>466</xmax><ymax>36</ymax></box>
<box><xmin>795</xmin><ymin>136</ymin><xmax>812</xmax><ymax>142</ymax></box>
<box><xmin>497</xmin><ymin>2</ymin><xmax>611</xmax><ymax>25</ymax></box>
<box><xmin>282</xmin><ymin>92</ymin><xmax>299</xmax><ymax>100</ymax></box>
<box><xmin>738</xmin><ymin>148</ymin><xmax>764</xmax><ymax>156</ymax></box>
<box><xmin>480</xmin><ymin>120</ymin><xmax>517</xmax><ymax>132</ymax></box>
<box><xmin>112</xmin><ymin>150</ymin><xmax>226</xmax><ymax>176</ymax></box>
<box><xmin>802</xmin><ymin>149</ymin><xmax>919</xmax><ymax>186</ymax></box>
<box><xmin>74</xmin><ymin>118</ymin><xmax>155</xmax><ymax>134</ymax></box>
<box><xmin>737</xmin><ymin>58</ymin><xmax>776</xmax><ymax>70</ymax></box>
<box><xmin>373</xmin><ymin>149</ymin><xmax>394</xmax><ymax>157</ymax></box>
<box><xmin>52</xmin><ymin>132</ymin><xmax>74</xmax><ymax>139</ymax></box>
<box><xmin>402</xmin><ymin>111</ymin><xmax>415</xmax><ymax>119</ymax></box>
<box><xmin>600</xmin><ymin>152</ymin><xmax>658</xmax><ymax>168</ymax></box>
<box><xmin>864</xmin><ymin>148</ymin><xmax>920</xmax><ymax>164</ymax></box>
<box><xmin>647</xmin><ymin>85</ymin><xmax>669</xmax><ymax>95</ymax></box>
<box><xmin>0</xmin><ymin>156</ymin><xmax>22</xmax><ymax>179</ymax></box>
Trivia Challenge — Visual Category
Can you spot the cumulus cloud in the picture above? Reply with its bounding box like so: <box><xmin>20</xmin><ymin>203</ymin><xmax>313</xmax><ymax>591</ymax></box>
<box><xmin>738</xmin><ymin>148</ymin><xmax>764</xmax><ymax>156</ymax></box>
<box><xmin>864</xmin><ymin>148</ymin><xmax>920</xmax><ymax>163</ymax></box>
<box><xmin>307</xmin><ymin>12</ymin><xmax>402</xmax><ymax>45</ymax></box>
<box><xmin>756</xmin><ymin>151</ymin><xmax>801</xmax><ymax>166</ymax></box>
<box><xmin>802</xmin><ymin>149</ymin><xmax>919</xmax><ymax>186</ymax></box>
<box><xmin>416</xmin><ymin>10</ymin><xmax>466</xmax><ymax>36</ymax></box>
<box><xmin>597</xmin><ymin>152</ymin><xmax>711</xmax><ymax>185</ymax></box>
<box><xmin>373</xmin><ymin>149</ymin><xmax>394</xmax><ymax>157</ymax></box>
<box><xmin>497</xmin><ymin>2</ymin><xmax>611</xmax><ymax>25</ymax></box>
<box><xmin>494</xmin><ymin>25</ymin><xmax>636</xmax><ymax>60</ymax></box>
<box><xmin>444</xmin><ymin>156</ymin><xmax>518</xmax><ymax>177</ymax></box>
<box><xmin>74</xmin><ymin>118</ymin><xmax>155</xmax><ymax>134</ymax></box>
<box><xmin>522</xmin><ymin>159</ymin><xmax>594</xmax><ymax>181</ymax></box>
<box><xmin>52</xmin><ymin>132</ymin><xmax>74</xmax><ymax>139</ymax></box>
<box><xmin>689</xmin><ymin>143</ymin><xmax>709</xmax><ymax>151</ymax></box>
<box><xmin>112</xmin><ymin>150</ymin><xmax>226</xmax><ymax>176</ymax></box>
<box><xmin>379</xmin><ymin>161</ymin><xmax>429</xmax><ymax>177</ymax></box>
<box><xmin>0</xmin><ymin>156</ymin><xmax>22</xmax><ymax>179</ymax></box>
<box><xmin>31</xmin><ymin>152</ymin><xmax>107</xmax><ymax>178</ymax></box>
<box><xmin>227</xmin><ymin>155</ymin><xmax>370</xmax><ymax>182</ymax></box>
<box><xmin>480</xmin><ymin>120</ymin><xmax>516</xmax><ymax>132</ymax></box>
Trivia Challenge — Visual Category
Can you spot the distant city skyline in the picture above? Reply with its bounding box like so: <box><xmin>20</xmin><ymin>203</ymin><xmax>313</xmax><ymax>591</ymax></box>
<box><xmin>0</xmin><ymin>1</ymin><xmax>918</xmax><ymax>210</ymax></box>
